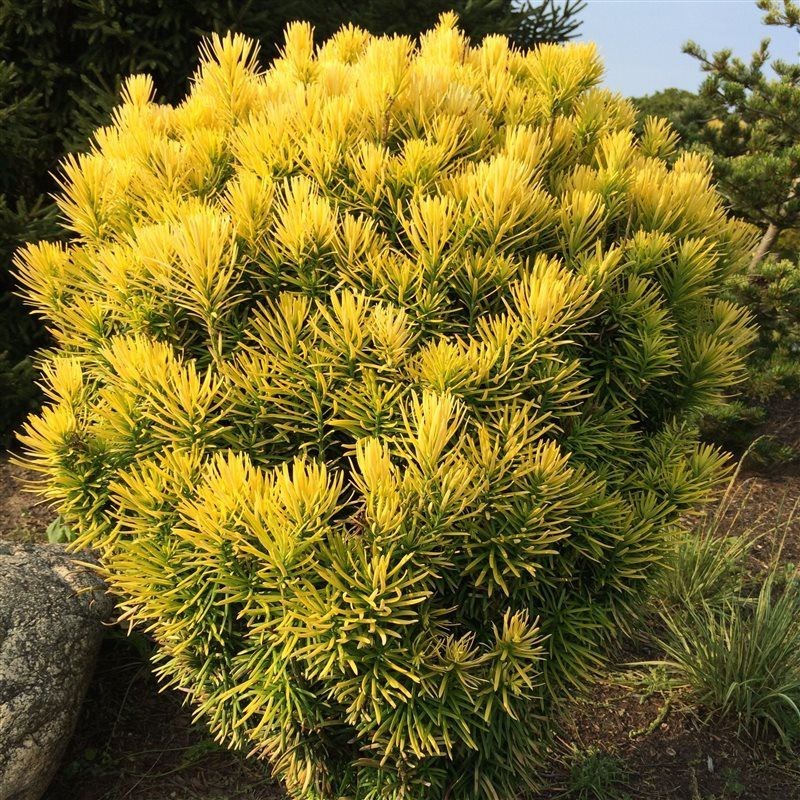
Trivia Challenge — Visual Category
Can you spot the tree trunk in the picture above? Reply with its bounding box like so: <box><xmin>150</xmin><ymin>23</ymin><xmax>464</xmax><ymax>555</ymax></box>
<box><xmin>750</xmin><ymin>222</ymin><xmax>780</xmax><ymax>270</ymax></box>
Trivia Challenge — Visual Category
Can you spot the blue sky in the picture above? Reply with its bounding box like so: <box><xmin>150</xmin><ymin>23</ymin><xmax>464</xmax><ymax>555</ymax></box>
<box><xmin>577</xmin><ymin>0</ymin><xmax>800</xmax><ymax>97</ymax></box>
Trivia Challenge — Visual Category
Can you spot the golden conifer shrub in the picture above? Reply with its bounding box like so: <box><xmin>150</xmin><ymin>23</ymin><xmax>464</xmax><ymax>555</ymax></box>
<box><xmin>15</xmin><ymin>17</ymin><xmax>756</xmax><ymax>800</ymax></box>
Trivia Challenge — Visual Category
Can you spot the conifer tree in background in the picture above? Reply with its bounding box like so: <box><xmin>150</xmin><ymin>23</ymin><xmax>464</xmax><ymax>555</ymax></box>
<box><xmin>684</xmin><ymin>0</ymin><xmax>800</xmax><ymax>268</ymax></box>
<box><xmin>0</xmin><ymin>0</ymin><xmax>585</xmax><ymax>447</ymax></box>
<box><xmin>0</xmin><ymin>61</ymin><xmax>59</xmax><ymax>445</ymax></box>
<box><xmin>630</xmin><ymin>88</ymin><xmax>717</xmax><ymax>148</ymax></box>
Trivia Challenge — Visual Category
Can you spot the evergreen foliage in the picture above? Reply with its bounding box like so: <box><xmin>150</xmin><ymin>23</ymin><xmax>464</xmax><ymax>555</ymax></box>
<box><xmin>633</xmin><ymin>1</ymin><xmax>800</xmax><ymax>464</ymax></box>
<box><xmin>16</xmin><ymin>20</ymin><xmax>754</xmax><ymax>799</ymax></box>
<box><xmin>0</xmin><ymin>0</ymin><xmax>585</xmax><ymax>157</ymax></box>
<box><xmin>723</xmin><ymin>255</ymin><xmax>800</xmax><ymax>400</ymax></box>
<box><xmin>0</xmin><ymin>59</ymin><xmax>60</xmax><ymax>445</ymax></box>
<box><xmin>0</xmin><ymin>0</ymin><xmax>584</xmax><ymax>447</ymax></box>
<box><xmin>699</xmin><ymin>255</ymin><xmax>800</xmax><ymax>466</ymax></box>
<box><xmin>684</xmin><ymin>0</ymin><xmax>800</xmax><ymax>267</ymax></box>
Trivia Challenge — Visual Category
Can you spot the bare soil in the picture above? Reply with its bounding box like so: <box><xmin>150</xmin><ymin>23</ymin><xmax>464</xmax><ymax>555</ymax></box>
<box><xmin>722</xmin><ymin>474</ymin><xmax>800</xmax><ymax>571</ymax></box>
<box><xmin>0</xmin><ymin>456</ymin><xmax>54</xmax><ymax>542</ymax></box>
<box><xmin>539</xmin><ymin>677</ymin><xmax>800</xmax><ymax>800</ymax></box>
<box><xmin>44</xmin><ymin>636</ymin><xmax>280</xmax><ymax>800</ymax></box>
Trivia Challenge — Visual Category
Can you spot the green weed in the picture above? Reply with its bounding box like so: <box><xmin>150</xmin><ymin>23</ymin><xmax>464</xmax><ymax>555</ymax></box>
<box><xmin>562</xmin><ymin>746</ymin><xmax>630</xmax><ymax>799</ymax></box>
<box><xmin>658</xmin><ymin>572</ymin><xmax>800</xmax><ymax>745</ymax></box>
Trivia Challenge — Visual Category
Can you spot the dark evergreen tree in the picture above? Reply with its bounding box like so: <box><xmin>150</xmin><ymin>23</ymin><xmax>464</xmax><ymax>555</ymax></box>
<box><xmin>0</xmin><ymin>61</ymin><xmax>59</xmax><ymax>446</ymax></box>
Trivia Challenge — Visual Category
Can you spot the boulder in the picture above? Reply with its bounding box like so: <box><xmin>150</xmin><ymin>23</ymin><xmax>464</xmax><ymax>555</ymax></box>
<box><xmin>0</xmin><ymin>543</ymin><xmax>112</xmax><ymax>800</ymax></box>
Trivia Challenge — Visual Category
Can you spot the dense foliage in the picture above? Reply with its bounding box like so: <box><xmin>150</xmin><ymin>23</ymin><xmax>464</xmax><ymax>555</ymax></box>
<box><xmin>632</xmin><ymin>0</ymin><xmax>800</xmax><ymax>463</ymax></box>
<box><xmin>0</xmin><ymin>59</ymin><xmax>60</xmax><ymax>445</ymax></box>
<box><xmin>699</xmin><ymin>255</ymin><xmax>800</xmax><ymax>464</ymax></box>
<box><xmin>16</xmin><ymin>20</ymin><xmax>755</xmax><ymax>799</ymax></box>
<box><xmin>1</xmin><ymin>0</ymin><xmax>585</xmax><ymax>155</ymax></box>
<box><xmin>724</xmin><ymin>256</ymin><xmax>800</xmax><ymax>399</ymax></box>
<box><xmin>0</xmin><ymin>0</ymin><xmax>584</xmax><ymax>446</ymax></box>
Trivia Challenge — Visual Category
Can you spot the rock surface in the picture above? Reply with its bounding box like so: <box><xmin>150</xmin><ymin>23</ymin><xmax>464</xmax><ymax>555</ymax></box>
<box><xmin>0</xmin><ymin>543</ymin><xmax>112</xmax><ymax>800</ymax></box>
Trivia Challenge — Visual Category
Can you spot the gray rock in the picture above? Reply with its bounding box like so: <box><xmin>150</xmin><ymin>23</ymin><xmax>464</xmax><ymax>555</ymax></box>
<box><xmin>0</xmin><ymin>543</ymin><xmax>112</xmax><ymax>800</ymax></box>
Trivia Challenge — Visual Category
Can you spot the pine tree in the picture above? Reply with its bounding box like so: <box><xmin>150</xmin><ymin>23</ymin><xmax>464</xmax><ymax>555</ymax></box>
<box><xmin>0</xmin><ymin>61</ymin><xmax>60</xmax><ymax>445</ymax></box>
<box><xmin>684</xmin><ymin>0</ymin><xmax>800</xmax><ymax>268</ymax></box>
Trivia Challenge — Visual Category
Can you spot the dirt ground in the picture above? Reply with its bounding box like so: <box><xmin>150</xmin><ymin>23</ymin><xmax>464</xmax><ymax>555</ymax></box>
<box><xmin>541</xmin><ymin>676</ymin><xmax>800</xmax><ymax>800</ymax></box>
<box><xmin>0</xmin><ymin>457</ymin><xmax>55</xmax><ymax>542</ymax></box>
<box><xmin>45</xmin><ymin>634</ymin><xmax>280</xmax><ymax>800</ymax></box>
<box><xmin>2</xmin><ymin>444</ymin><xmax>800</xmax><ymax>800</ymax></box>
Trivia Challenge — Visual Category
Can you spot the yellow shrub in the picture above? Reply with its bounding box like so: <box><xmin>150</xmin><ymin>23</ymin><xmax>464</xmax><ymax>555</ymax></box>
<box><xmin>15</xmin><ymin>16</ymin><xmax>755</xmax><ymax>800</ymax></box>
